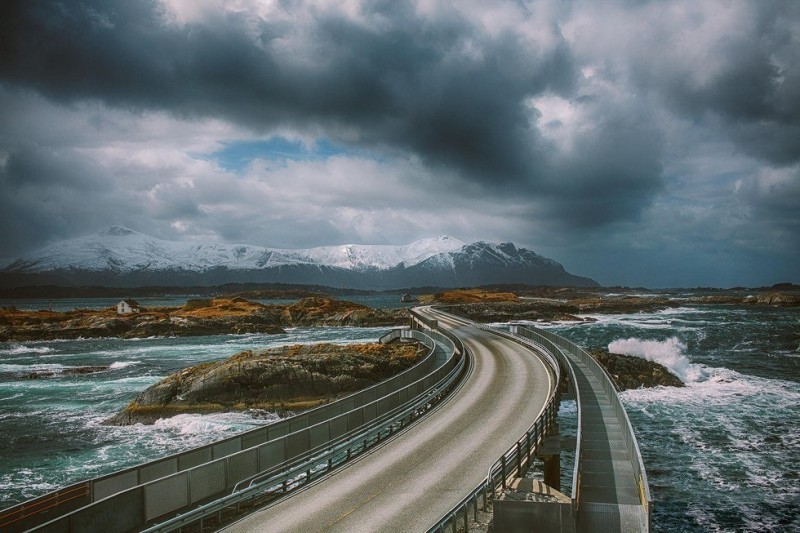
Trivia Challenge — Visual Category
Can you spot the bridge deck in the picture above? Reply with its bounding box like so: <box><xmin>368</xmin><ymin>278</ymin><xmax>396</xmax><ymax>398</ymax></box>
<box><xmin>568</xmin><ymin>356</ymin><xmax>648</xmax><ymax>531</ymax></box>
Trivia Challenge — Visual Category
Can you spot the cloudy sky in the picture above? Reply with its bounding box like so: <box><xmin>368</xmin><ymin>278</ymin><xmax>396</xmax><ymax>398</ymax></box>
<box><xmin>1</xmin><ymin>0</ymin><xmax>798</xmax><ymax>287</ymax></box>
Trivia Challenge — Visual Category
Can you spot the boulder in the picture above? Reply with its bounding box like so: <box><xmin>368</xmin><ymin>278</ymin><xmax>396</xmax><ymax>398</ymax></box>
<box><xmin>106</xmin><ymin>341</ymin><xmax>423</xmax><ymax>425</ymax></box>
<box><xmin>589</xmin><ymin>350</ymin><xmax>684</xmax><ymax>390</ymax></box>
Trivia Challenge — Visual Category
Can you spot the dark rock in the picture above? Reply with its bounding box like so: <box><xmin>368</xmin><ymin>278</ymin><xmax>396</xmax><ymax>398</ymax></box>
<box><xmin>105</xmin><ymin>341</ymin><xmax>424</xmax><ymax>425</ymax></box>
<box><xmin>589</xmin><ymin>350</ymin><xmax>684</xmax><ymax>390</ymax></box>
<box><xmin>15</xmin><ymin>365</ymin><xmax>110</xmax><ymax>379</ymax></box>
<box><xmin>281</xmin><ymin>297</ymin><xmax>407</xmax><ymax>327</ymax></box>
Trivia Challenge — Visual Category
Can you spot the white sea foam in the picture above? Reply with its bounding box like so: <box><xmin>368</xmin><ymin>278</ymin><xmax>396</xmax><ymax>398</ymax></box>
<box><xmin>0</xmin><ymin>393</ymin><xmax>24</xmax><ymax>401</ymax></box>
<box><xmin>152</xmin><ymin>413</ymin><xmax>232</xmax><ymax>435</ymax></box>
<box><xmin>0</xmin><ymin>362</ymin><xmax>66</xmax><ymax>372</ymax></box>
<box><xmin>109</xmin><ymin>361</ymin><xmax>140</xmax><ymax>369</ymax></box>
<box><xmin>623</xmin><ymin>365</ymin><xmax>800</xmax><ymax>531</ymax></box>
<box><xmin>0</xmin><ymin>344</ymin><xmax>56</xmax><ymax>355</ymax></box>
<box><xmin>608</xmin><ymin>336</ymin><xmax>704</xmax><ymax>382</ymax></box>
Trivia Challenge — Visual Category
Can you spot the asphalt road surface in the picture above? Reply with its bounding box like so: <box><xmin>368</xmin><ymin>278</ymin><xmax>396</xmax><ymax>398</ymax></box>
<box><xmin>225</xmin><ymin>308</ymin><xmax>555</xmax><ymax>533</ymax></box>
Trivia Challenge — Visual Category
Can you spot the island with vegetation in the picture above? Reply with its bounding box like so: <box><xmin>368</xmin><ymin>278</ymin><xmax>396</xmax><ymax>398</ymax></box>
<box><xmin>106</xmin><ymin>340</ymin><xmax>424</xmax><ymax>425</ymax></box>
<box><xmin>0</xmin><ymin>296</ymin><xmax>407</xmax><ymax>342</ymax></box>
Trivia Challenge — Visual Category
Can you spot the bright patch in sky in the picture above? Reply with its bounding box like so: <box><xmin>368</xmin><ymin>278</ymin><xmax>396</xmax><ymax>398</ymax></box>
<box><xmin>212</xmin><ymin>138</ymin><xmax>350</xmax><ymax>172</ymax></box>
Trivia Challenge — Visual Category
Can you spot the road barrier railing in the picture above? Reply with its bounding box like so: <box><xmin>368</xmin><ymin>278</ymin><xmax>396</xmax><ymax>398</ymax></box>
<box><xmin>425</xmin><ymin>312</ymin><xmax>562</xmax><ymax>533</ymax></box>
<box><xmin>508</xmin><ymin>325</ymin><xmax>583</xmax><ymax>506</ymax></box>
<box><xmin>29</xmin><ymin>328</ymin><xmax>464</xmax><ymax>532</ymax></box>
<box><xmin>512</xmin><ymin>324</ymin><xmax>652</xmax><ymax>526</ymax></box>
<box><xmin>3</xmin><ymin>327</ymin><xmax>458</xmax><ymax>533</ymax></box>
<box><xmin>139</xmin><ymin>329</ymin><xmax>466</xmax><ymax>533</ymax></box>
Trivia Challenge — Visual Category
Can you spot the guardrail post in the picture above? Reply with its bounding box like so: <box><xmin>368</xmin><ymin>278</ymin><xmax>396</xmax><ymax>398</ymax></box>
<box><xmin>526</xmin><ymin>431</ymin><xmax>531</xmax><ymax>461</ymax></box>
<box><xmin>516</xmin><ymin>442</ymin><xmax>521</xmax><ymax>475</ymax></box>
<box><xmin>501</xmin><ymin>456</ymin><xmax>507</xmax><ymax>490</ymax></box>
<box><xmin>463</xmin><ymin>503</ymin><xmax>469</xmax><ymax>531</ymax></box>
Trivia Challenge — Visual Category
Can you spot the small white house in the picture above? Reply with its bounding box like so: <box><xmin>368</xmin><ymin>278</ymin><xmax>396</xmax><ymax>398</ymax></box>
<box><xmin>116</xmin><ymin>299</ymin><xmax>141</xmax><ymax>315</ymax></box>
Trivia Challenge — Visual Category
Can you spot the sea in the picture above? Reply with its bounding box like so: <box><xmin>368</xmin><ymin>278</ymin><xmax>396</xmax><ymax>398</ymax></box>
<box><xmin>1</xmin><ymin>295</ymin><xmax>798</xmax><ymax>531</ymax></box>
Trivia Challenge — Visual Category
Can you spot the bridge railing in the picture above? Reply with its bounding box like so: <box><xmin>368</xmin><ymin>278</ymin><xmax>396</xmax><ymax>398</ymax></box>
<box><xmin>1</xmin><ymin>327</ymin><xmax>446</xmax><ymax>532</ymax></box>
<box><xmin>514</xmin><ymin>324</ymin><xmax>652</xmax><ymax>523</ymax></box>
<box><xmin>138</xmin><ymin>328</ymin><xmax>466</xmax><ymax>533</ymax></box>
<box><xmin>32</xmin><ymin>328</ymin><xmax>462</xmax><ymax>532</ymax></box>
<box><xmin>426</xmin><ymin>311</ymin><xmax>562</xmax><ymax>533</ymax></box>
<box><xmin>509</xmin><ymin>325</ymin><xmax>582</xmax><ymax>504</ymax></box>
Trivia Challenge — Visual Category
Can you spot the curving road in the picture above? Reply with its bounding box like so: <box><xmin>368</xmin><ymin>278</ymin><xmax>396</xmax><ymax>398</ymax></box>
<box><xmin>225</xmin><ymin>308</ymin><xmax>556</xmax><ymax>533</ymax></box>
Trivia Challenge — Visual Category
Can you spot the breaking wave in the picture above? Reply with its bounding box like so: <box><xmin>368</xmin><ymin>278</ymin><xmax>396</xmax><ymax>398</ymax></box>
<box><xmin>109</xmin><ymin>361</ymin><xmax>140</xmax><ymax>370</ymax></box>
<box><xmin>0</xmin><ymin>363</ymin><xmax>66</xmax><ymax>373</ymax></box>
<box><xmin>608</xmin><ymin>336</ymin><xmax>705</xmax><ymax>382</ymax></box>
<box><xmin>0</xmin><ymin>344</ymin><xmax>56</xmax><ymax>355</ymax></box>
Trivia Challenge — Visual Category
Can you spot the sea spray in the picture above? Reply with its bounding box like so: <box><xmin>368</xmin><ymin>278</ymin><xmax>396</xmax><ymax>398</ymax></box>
<box><xmin>0</xmin><ymin>345</ymin><xmax>56</xmax><ymax>356</ymax></box>
<box><xmin>109</xmin><ymin>361</ymin><xmax>140</xmax><ymax>370</ymax></box>
<box><xmin>608</xmin><ymin>336</ymin><xmax>705</xmax><ymax>382</ymax></box>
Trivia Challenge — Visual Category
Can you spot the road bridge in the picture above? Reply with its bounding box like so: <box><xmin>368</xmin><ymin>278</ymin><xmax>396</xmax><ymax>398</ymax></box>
<box><xmin>510</xmin><ymin>324</ymin><xmax>652</xmax><ymax>532</ymax></box>
<box><xmin>224</xmin><ymin>307</ymin><xmax>558</xmax><ymax>532</ymax></box>
<box><xmin>2</xmin><ymin>307</ymin><xmax>651</xmax><ymax>532</ymax></box>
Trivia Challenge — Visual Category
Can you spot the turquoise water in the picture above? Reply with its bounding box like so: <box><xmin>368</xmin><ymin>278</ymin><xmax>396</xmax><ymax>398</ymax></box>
<box><xmin>0</xmin><ymin>326</ymin><xmax>389</xmax><ymax>506</ymax></box>
<box><xmin>532</xmin><ymin>305</ymin><xmax>800</xmax><ymax>531</ymax></box>
<box><xmin>1</xmin><ymin>300</ymin><xmax>798</xmax><ymax>531</ymax></box>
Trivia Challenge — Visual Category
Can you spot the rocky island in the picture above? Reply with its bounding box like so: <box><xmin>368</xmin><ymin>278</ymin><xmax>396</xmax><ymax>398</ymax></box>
<box><xmin>588</xmin><ymin>349</ymin><xmax>684</xmax><ymax>390</ymax></box>
<box><xmin>424</xmin><ymin>285</ymin><xmax>800</xmax><ymax>325</ymax></box>
<box><xmin>106</xmin><ymin>340</ymin><xmax>424</xmax><ymax>425</ymax></box>
<box><xmin>0</xmin><ymin>296</ymin><xmax>407</xmax><ymax>342</ymax></box>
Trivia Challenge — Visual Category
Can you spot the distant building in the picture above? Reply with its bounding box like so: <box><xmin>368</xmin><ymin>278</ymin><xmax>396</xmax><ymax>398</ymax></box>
<box><xmin>116</xmin><ymin>299</ymin><xmax>142</xmax><ymax>315</ymax></box>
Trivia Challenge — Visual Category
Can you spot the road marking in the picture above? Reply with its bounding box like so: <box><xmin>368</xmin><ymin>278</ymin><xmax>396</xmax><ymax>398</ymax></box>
<box><xmin>324</xmin><ymin>490</ymin><xmax>381</xmax><ymax>531</ymax></box>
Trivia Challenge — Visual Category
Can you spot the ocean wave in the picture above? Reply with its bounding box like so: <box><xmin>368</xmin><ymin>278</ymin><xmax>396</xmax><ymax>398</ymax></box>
<box><xmin>0</xmin><ymin>393</ymin><xmax>25</xmax><ymax>401</ymax></box>
<box><xmin>109</xmin><ymin>361</ymin><xmax>141</xmax><ymax>369</ymax></box>
<box><xmin>0</xmin><ymin>344</ymin><xmax>56</xmax><ymax>356</ymax></box>
<box><xmin>152</xmin><ymin>413</ymin><xmax>234</xmax><ymax>434</ymax></box>
<box><xmin>622</xmin><ymin>365</ymin><xmax>800</xmax><ymax>410</ymax></box>
<box><xmin>571</xmin><ymin>313</ymin><xmax>704</xmax><ymax>332</ymax></box>
<box><xmin>624</xmin><ymin>365</ymin><xmax>800</xmax><ymax>525</ymax></box>
<box><xmin>0</xmin><ymin>362</ymin><xmax>66</xmax><ymax>373</ymax></box>
<box><xmin>608</xmin><ymin>336</ymin><xmax>704</xmax><ymax>382</ymax></box>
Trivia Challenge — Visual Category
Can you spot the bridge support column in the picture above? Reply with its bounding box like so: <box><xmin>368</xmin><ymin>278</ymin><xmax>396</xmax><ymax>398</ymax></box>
<box><xmin>540</xmin><ymin>422</ymin><xmax>561</xmax><ymax>492</ymax></box>
<box><xmin>543</xmin><ymin>455</ymin><xmax>561</xmax><ymax>492</ymax></box>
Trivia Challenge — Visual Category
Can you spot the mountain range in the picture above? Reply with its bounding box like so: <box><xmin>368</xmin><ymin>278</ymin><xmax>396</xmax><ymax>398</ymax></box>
<box><xmin>0</xmin><ymin>226</ymin><xmax>598</xmax><ymax>289</ymax></box>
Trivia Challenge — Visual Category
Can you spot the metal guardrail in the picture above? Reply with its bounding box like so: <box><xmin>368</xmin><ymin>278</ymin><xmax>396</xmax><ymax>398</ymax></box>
<box><xmin>508</xmin><ymin>325</ymin><xmax>583</xmax><ymax>504</ymax></box>
<box><xmin>0</xmin><ymin>329</ymin><xmax>454</xmax><ymax>531</ymax></box>
<box><xmin>140</xmin><ymin>329</ymin><xmax>465</xmax><ymax>532</ymax></box>
<box><xmin>425</xmin><ymin>312</ymin><xmax>562</xmax><ymax>533</ymax></box>
<box><xmin>31</xmin><ymin>328</ymin><xmax>460</xmax><ymax>532</ymax></box>
<box><xmin>513</xmin><ymin>325</ymin><xmax>652</xmax><ymax>523</ymax></box>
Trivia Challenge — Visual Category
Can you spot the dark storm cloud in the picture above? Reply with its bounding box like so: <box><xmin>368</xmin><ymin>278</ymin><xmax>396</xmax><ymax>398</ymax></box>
<box><xmin>0</xmin><ymin>0</ymin><xmax>573</xmax><ymax>183</ymax></box>
<box><xmin>632</xmin><ymin>0</ymin><xmax>800</xmax><ymax>165</ymax></box>
<box><xmin>0</xmin><ymin>146</ymin><xmax>116</xmax><ymax>250</ymax></box>
<box><xmin>0</xmin><ymin>0</ymin><xmax>650</xmax><ymax>223</ymax></box>
<box><xmin>1</xmin><ymin>0</ymin><xmax>798</xmax><ymax>286</ymax></box>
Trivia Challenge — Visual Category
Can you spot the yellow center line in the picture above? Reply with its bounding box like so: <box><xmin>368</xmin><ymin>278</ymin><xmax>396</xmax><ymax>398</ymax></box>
<box><xmin>324</xmin><ymin>490</ymin><xmax>382</xmax><ymax>531</ymax></box>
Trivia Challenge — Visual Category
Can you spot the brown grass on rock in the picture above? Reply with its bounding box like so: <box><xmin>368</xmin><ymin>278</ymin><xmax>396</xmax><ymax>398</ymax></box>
<box><xmin>106</xmin><ymin>341</ymin><xmax>424</xmax><ymax>425</ymax></box>
<box><xmin>421</xmin><ymin>288</ymin><xmax>518</xmax><ymax>305</ymax></box>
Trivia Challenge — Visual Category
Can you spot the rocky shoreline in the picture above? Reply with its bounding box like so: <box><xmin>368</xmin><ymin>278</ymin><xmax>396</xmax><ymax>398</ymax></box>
<box><xmin>588</xmin><ymin>350</ymin><xmax>684</xmax><ymax>390</ymax></box>
<box><xmin>429</xmin><ymin>287</ymin><xmax>799</xmax><ymax>324</ymax></box>
<box><xmin>106</xmin><ymin>341</ymin><xmax>424</xmax><ymax>425</ymax></box>
<box><xmin>105</xmin><ymin>340</ymin><xmax>683</xmax><ymax>426</ymax></box>
<box><xmin>0</xmin><ymin>296</ymin><xmax>407</xmax><ymax>342</ymax></box>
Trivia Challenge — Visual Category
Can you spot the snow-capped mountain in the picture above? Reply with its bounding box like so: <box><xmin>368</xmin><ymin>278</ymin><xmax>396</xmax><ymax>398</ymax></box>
<box><xmin>1</xmin><ymin>227</ymin><xmax>597</xmax><ymax>288</ymax></box>
<box><xmin>2</xmin><ymin>227</ymin><xmax>465</xmax><ymax>274</ymax></box>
